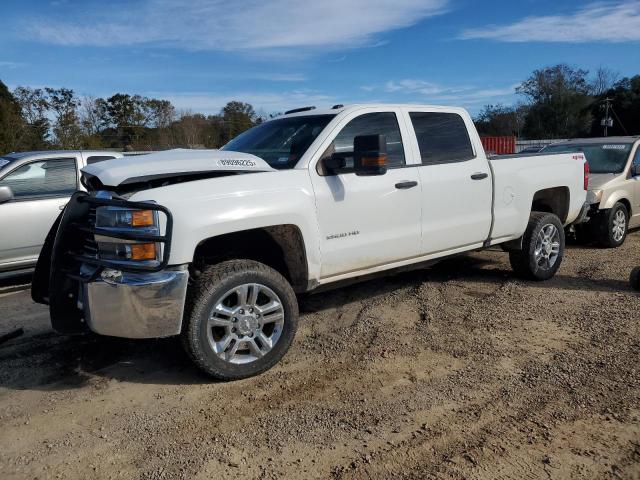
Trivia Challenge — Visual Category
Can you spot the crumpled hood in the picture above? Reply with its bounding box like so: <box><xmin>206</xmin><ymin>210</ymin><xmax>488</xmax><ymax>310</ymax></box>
<box><xmin>82</xmin><ymin>148</ymin><xmax>275</xmax><ymax>186</ymax></box>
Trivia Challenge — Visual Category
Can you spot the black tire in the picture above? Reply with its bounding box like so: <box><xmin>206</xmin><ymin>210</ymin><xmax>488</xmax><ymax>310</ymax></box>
<box><xmin>598</xmin><ymin>202</ymin><xmax>628</xmax><ymax>248</ymax></box>
<box><xmin>630</xmin><ymin>267</ymin><xmax>640</xmax><ymax>291</ymax></box>
<box><xmin>181</xmin><ymin>259</ymin><xmax>298</xmax><ymax>381</ymax></box>
<box><xmin>509</xmin><ymin>212</ymin><xmax>565</xmax><ymax>281</ymax></box>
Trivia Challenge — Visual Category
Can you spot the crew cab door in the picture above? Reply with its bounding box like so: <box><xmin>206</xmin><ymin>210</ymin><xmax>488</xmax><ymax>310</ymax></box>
<box><xmin>310</xmin><ymin>109</ymin><xmax>421</xmax><ymax>278</ymax></box>
<box><xmin>0</xmin><ymin>157</ymin><xmax>79</xmax><ymax>271</ymax></box>
<box><xmin>402</xmin><ymin>108</ymin><xmax>493</xmax><ymax>254</ymax></box>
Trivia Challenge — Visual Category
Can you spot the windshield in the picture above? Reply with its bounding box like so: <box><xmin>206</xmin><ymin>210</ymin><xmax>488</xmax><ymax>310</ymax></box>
<box><xmin>542</xmin><ymin>143</ymin><xmax>633</xmax><ymax>174</ymax></box>
<box><xmin>222</xmin><ymin>115</ymin><xmax>335</xmax><ymax>169</ymax></box>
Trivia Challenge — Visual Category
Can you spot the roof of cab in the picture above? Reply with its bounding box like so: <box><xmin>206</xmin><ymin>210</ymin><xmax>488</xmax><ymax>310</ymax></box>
<box><xmin>277</xmin><ymin>103</ymin><xmax>467</xmax><ymax>119</ymax></box>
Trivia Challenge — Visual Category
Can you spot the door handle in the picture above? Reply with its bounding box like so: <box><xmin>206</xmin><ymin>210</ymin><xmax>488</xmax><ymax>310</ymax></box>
<box><xmin>395</xmin><ymin>181</ymin><xmax>418</xmax><ymax>190</ymax></box>
<box><xmin>471</xmin><ymin>172</ymin><xmax>489</xmax><ymax>180</ymax></box>
<box><xmin>59</xmin><ymin>204</ymin><xmax>67</xmax><ymax>210</ymax></box>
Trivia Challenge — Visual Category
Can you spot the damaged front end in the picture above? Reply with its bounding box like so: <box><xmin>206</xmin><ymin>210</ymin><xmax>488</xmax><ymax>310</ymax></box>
<box><xmin>32</xmin><ymin>191</ymin><xmax>188</xmax><ymax>338</ymax></box>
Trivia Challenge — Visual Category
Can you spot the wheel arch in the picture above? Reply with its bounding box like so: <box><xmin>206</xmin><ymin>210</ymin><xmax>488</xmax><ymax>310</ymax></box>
<box><xmin>192</xmin><ymin>225</ymin><xmax>309</xmax><ymax>292</ymax></box>
<box><xmin>530</xmin><ymin>186</ymin><xmax>570</xmax><ymax>223</ymax></box>
<box><xmin>608</xmin><ymin>197</ymin><xmax>631</xmax><ymax>216</ymax></box>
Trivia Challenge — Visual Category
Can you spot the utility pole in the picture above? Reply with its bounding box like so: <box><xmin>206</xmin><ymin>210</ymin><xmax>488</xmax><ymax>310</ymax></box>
<box><xmin>601</xmin><ymin>98</ymin><xmax>614</xmax><ymax>137</ymax></box>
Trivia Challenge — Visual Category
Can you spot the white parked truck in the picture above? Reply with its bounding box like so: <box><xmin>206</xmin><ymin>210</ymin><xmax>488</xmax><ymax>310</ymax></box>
<box><xmin>32</xmin><ymin>104</ymin><xmax>589</xmax><ymax>380</ymax></box>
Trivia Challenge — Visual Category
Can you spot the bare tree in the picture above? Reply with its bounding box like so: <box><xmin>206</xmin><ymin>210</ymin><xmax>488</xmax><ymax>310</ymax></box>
<box><xmin>591</xmin><ymin>67</ymin><xmax>619</xmax><ymax>96</ymax></box>
<box><xmin>79</xmin><ymin>96</ymin><xmax>106</xmax><ymax>136</ymax></box>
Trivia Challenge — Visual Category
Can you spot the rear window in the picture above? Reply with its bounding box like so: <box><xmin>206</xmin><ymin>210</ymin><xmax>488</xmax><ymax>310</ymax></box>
<box><xmin>409</xmin><ymin>112</ymin><xmax>475</xmax><ymax>165</ymax></box>
<box><xmin>543</xmin><ymin>143</ymin><xmax>632</xmax><ymax>174</ymax></box>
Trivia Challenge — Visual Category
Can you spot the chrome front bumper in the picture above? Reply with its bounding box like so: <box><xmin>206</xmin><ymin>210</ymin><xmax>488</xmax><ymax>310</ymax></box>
<box><xmin>82</xmin><ymin>265</ymin><xmax>189</xmax><ymax>339</ymax></box>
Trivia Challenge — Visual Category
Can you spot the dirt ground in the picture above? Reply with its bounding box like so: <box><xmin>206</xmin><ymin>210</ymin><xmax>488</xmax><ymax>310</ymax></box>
<box><xmin>1</xmin><ymin>233</ymin><xmax>639</xmax><ymax>480</ymax></box>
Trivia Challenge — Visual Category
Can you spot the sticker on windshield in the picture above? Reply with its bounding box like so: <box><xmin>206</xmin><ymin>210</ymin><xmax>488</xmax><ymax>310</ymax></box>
<box><xmin>602</xmin><ymin>145</ymin><xmax>627</xmax><ymax>150</ymax></box>
<box><xmin>277</xmin><ymin>157</ymin><xmax>289</xmax><ymax>163</ymax></box>
<box><xmin>0</xmin><ymin>159</ymin><xmax>9</xmax><ymax>168</ymax></box>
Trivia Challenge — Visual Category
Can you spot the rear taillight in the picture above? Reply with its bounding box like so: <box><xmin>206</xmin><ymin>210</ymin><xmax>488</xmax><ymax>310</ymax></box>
<box><xmin>584</xmin><ymin>160</ymin><xmax>589</xmax><ymax>190</ymax></box>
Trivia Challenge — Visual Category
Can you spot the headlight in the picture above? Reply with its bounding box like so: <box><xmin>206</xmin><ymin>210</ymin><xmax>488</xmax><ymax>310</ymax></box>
<box><xmin>94</xmin><ymin>206</ymin><xmax>161</xmax><ymax>262</ymax></box>
<box><xmin>590</xmin><ymin>189</ymin><xmax>603</xmax><ymax>203</ymax></box>
<box><xmin>95</xmin><ymin>241</ymin><xmax>159</xmax><ymax>261</ymax></box>
<box><xmin>96</xmin><ymin>207</ymin><xmax>159</xmax><ymax>230</ymax></box>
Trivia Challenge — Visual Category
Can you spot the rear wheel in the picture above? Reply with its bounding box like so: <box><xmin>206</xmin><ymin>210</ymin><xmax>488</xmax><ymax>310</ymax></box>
<box><xmin>509</xmin><ymin>212</ymin><xmax>565</xmax><ymax>281</ymax></box>
<box><xmin>182</xmin><ymin>260</ymin><xmax>298</xmax><ymax>380</ymax></box>
<box><xmin>599</xmin><ymin>202</ymin><xmax>628</xmax><ymax>248</ymax></box>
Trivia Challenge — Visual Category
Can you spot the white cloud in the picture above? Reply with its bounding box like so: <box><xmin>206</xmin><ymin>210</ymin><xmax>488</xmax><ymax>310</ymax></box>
<box><xmin>371</xmin><ymin>78</ymin><xmax>518</xmax><ymax>106</ymax></box>
<box><xmin>0</xmin><ymin>61</ymin><xmax>26</xmax><ymax>69</ymax></box>
<box><xmin>25</xmin><ymin>0</ymin><xmax>448</xmax><ymax>51</ymax></box>
<box><xmin>460</xmin><ymin>2</ymin><xmax>640</xmax><ymax>43</ymax></box>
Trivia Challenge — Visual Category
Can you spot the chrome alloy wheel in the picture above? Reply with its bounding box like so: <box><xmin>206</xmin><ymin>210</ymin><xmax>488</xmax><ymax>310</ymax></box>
<box><xmin>612</xmin><ymin>209</ymin><xmax>626</xmax><ymax>242</ymax></box>
<box><xmin>206</xmin><ymin>283</ymin><xmax>284</xmax><ymax>365</ymax></box>
<box><xmin>534</xmin><ymin>224</ymin><xmax>561</xmax><ymax>270</ymax></box>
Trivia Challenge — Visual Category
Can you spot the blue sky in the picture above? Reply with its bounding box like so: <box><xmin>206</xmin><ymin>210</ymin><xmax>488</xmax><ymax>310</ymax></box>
<box><xmin>1</xmin><ymin>0</ymin><xmax>639</xmax><ymax>116</ymax></box>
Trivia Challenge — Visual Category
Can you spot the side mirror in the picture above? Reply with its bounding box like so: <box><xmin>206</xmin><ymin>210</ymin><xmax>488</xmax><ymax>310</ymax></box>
<box><xmin>0</xmin><ymin>186</ymin><xmax>13</xmax><ymax>204</ymax></box>
<box><xmin>354</xmin><ymin>134</ymin><xmax>387</xmax><ymax>176</ymax></box>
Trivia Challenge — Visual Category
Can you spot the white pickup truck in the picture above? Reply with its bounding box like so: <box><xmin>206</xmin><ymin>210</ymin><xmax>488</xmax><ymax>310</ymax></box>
<box><xmin>32</xmin><ymin>104</ymin><xmax>589</xmax><ymax>380</ymax></box>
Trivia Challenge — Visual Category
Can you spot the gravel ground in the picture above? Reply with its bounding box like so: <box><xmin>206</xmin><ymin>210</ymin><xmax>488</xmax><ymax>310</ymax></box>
<box><xmin>1</xmin><ymin>233</ymin><xmax>639</xmax><ymax>479</ymax></box>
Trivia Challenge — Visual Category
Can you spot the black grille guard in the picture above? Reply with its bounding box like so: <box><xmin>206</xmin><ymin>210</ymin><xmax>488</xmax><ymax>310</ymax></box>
<box><xmin>32</xmin><ymin>190</ymin><xmax>174</xmax><ymax>333</ymax></box>
<box><xmin>72</xmin><ymin>195</ymin><xmax>174</xmax><ymax>275</ymax></box>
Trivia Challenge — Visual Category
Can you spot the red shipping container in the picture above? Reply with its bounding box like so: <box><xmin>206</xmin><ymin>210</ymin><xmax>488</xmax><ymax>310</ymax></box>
<box><xmin>481</xmin><ymin>136</ymin><xmax>516</xmax><ymax>155</ymax></box>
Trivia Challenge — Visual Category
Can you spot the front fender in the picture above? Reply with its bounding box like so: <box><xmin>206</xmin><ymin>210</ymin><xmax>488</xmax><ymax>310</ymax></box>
<box><xmin>128</xmin><ymin>170</ymin><xmax>322</xmax><ymax>281</ymax></box>
<box><xmin>601</xmin><ymin>189</ymin><xmax>633</xmax><ymax>211</ymax></box>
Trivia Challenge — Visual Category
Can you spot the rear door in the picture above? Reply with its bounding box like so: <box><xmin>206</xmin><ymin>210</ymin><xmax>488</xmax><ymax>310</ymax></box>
<box><xmin>309</xmin><ymin>108</ymin><xmax>422</xmax><ymax>278</ymax></box>
<box><xmin>403</xmin><ymin>109</ymin><xmax>493</xmax><ymax>254</ymax></box>
<box><xmin>0</xmin><ymin>157</ymin><xmax>79</xmax><ymax>271</ymax></box>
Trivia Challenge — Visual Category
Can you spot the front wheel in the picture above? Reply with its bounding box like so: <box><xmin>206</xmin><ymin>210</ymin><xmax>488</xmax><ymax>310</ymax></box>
<box><xmin>182</xmin><ymin>260</ymin><xmax>299</xmax><ymax>380</ymax></box>
<box><xmin>599</xmin><ymin>203</ymin><xmax>628</xmax><ymax>248</ymax></box>
<box><xmin>509</xmin><ymin>212</ymin><xmax>565</xmax><ymax>281</ymax></box>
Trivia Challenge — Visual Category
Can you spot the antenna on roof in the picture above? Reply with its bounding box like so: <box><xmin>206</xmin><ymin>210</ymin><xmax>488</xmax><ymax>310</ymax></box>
<box><xmin>284</xmin><ymin>106</ymin><xmax>316</xmax><ymax>115</ymax></box>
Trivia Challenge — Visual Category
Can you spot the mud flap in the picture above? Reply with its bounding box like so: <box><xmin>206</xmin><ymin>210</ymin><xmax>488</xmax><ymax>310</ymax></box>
<box><xmin>31</xmin><ymin>191</ymin><xmax>92</xmax><ymax>334</ymax></box>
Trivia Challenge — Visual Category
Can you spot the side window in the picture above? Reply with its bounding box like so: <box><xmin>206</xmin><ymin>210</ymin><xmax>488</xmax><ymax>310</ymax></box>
<box><xmin>634</xmin><ymin>148</ymin><xmax>640</xmax><ymax>166</ymax></box>
<box><xmin>0</xmin><ymin>158</ymin><xmax>77</xmax><ymax>199</ymax></box>
<box><xmin>86</xmin><ymin>155</ymin><xmax>116</xmax><ymax>165</ymax></box>
<box><xmin>409</xmin><ymin>112</ymin><xmax>475</xmax><ymax>165</ymax></box>
<box><xmin>327</xmin><ymin>112</ymin><xmax>406</xmax><ymax>169</ymax></box>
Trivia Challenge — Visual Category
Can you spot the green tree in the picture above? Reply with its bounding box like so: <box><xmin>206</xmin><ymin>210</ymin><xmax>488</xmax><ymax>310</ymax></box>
<box><xmin>13</xmin><ymin>86</ymin><xmax>50</xmax><ymax>149</ymax></box>
<box><xmin>45</xmin><ymin>87</ymin><xmax>83</xmax><ymax>148</ymax></box>
<box><xmin>518</xmin><ymin>64</ymin><xmax>593</xmax><ymax>139</ymax></box>
<box><xmin>221</xmin><ymin>101</ymin><xmax>256</xmax><ymax>143</ymax></box>
<box><xmin>475</xmin><ymin>104</ymin><xmax>528</xmax><ymax>137</ymax></box>
<box><xmin>590</xmin><ymin>75</ymin><xmax>640</xmax><ymax>136</ymax></box>
<box><xmin>0</xmin><ymin>80</ymin><xmax>26</xmax><ymax>154</ymax></box>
